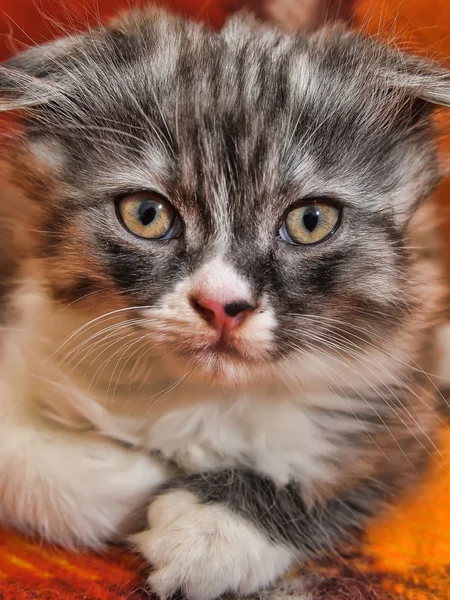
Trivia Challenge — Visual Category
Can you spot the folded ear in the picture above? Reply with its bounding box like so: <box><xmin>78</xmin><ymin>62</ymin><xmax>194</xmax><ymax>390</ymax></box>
<box><xmin>0</xmin><ymin>36</ymin><xmax>83</xmax><ymax>112</ymax></box>
<box><xmin>380</xmin><ymin>52</ymin><xmax>450</xmax><ymax>108</ymax></box>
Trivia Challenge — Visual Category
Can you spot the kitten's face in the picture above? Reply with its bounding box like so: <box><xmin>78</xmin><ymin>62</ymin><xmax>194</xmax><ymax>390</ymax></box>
<box><xmin>3</xmin><ymin>10</ymin><xmax>447</xmax><ymax>384</ymax></box>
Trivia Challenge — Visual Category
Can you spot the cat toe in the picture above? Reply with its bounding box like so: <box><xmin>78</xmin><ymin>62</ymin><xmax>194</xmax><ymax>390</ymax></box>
<box><xmin>132</xmin><ymin>490</ymin><xmax>294</xmax><ymax>600</ymax></box>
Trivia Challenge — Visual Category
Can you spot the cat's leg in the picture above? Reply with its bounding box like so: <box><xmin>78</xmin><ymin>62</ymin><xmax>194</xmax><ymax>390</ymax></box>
<box><xmin>133</xmin><ymin>468</ymin><xmax>387</xmax><ymax>600</ymax></box>
<box><xmin>0</xmin><ymin>408</ymin><xmax>173</xmax><ymax>548</ymax></box>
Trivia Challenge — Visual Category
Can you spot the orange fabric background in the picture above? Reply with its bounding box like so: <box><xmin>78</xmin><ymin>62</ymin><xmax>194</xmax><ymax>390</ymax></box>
<box><xmin>0</xmin><ymin>0</ymin><xmax>233</xmax><ymax>61</ymax></box>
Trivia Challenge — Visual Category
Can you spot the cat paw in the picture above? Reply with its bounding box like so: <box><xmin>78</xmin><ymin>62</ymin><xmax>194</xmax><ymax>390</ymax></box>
<box><xmin>132</xmin><ymin>490</ymin><xmax>294</xmax><ymax>600</ymax></box>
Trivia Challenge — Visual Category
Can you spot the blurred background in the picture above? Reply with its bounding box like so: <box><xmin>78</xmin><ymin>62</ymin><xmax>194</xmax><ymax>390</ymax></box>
<box><xmin>0</xmin><ymin>0</ymin><xmax>449</xmax><ymax>274</ymax></box>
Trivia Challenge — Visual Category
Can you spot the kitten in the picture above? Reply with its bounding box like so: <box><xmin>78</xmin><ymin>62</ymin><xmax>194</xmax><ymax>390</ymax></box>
<box><xmin>0</xmin><ymin>5</ymin><xmax>449</xmax><ymax>599</ymax></box>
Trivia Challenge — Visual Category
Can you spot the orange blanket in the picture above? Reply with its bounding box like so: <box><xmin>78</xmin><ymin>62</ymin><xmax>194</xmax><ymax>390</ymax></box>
<box><xmin>1</xmin><ymin>0</ymin><xmax>450</xmax><ymax>598</ymax></box>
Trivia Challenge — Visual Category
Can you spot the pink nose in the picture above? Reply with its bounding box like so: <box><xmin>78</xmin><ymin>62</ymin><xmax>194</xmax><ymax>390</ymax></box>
<box><xmin>190</xmin><ymin>296</ymin><xmax>258</xmax><ymax>336</ymax></box>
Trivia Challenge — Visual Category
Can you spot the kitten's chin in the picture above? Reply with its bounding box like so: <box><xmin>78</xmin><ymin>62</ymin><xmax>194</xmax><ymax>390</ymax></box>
<box><xmin>177</xmin><ymin>346</ymin><xmax>272</xmax><ymax>386</ymax></box>
<box><xmin>193</xmin><ymin>357</ymin><xmax>265</xmax><ymax>386</ymax></box>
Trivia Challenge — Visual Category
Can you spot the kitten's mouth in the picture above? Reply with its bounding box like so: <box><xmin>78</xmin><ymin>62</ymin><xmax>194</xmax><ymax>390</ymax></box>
<box><xmin>192</xmin><ymin>334</ymin><xmax>266</xmax><ymax>366</ymax></box>
<box><xmin>174</xmin><ymin>329</ymin><xmax>257</xmax><ymax>362</ymax></box>
<box><xmin>171</xmin><ymin>332</ymin><xmax>273</xmax><ymax>384</ymax></box>
<box><xmin>210</xmin><ymin>337</ymin><xmax>241</xmax><ymax>356</ymax></box>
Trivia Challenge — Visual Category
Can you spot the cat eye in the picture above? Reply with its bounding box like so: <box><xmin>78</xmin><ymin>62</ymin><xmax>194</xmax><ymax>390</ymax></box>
<box><xmin>279</xmin><ymin>201</ymin><xmax>341</xmax><ymax>245</ymax></box>
<box><xmin>117</xmin><ymin>191</ymin><xmax>182</xmax><ymax>240</ymax></box>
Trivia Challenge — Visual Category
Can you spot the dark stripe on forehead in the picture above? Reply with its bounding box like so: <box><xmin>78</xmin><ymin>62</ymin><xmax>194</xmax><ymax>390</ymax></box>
<box><xmin>104</xmin><ymin>29</ymin><xmax>149</xmax><ymax>65</ymax></box>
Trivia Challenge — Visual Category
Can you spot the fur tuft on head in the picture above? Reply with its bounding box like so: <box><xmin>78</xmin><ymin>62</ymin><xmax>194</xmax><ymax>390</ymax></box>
<box><xmin>1</xmin><ymin>14</ymin><xmax>450</xmax><ymax>113</ymax></box>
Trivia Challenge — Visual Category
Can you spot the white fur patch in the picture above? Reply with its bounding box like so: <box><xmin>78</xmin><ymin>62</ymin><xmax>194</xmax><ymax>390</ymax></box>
<box><xmin>133</xmin><ymin>490</ymin><xmax>294</xmax><ymax>600</ymax></box>
<box><xmin>191</xmin><ymin>258</ymin><xmax>252</xmax><ymax>305</ymax></box>
<box><xmin>29</xmin><ymin>138</ymin><xmax>65</xmax><ymax>172</ymax></box>
<box><xmin>145</xmin><ymin>397</ymin><xmax>338</xmax><ymax>489</ymax></box>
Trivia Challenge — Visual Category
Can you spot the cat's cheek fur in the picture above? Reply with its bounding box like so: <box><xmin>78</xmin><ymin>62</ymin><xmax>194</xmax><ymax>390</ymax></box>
<box><xmin>133</xmin><ymin>490</ymin><xmax>295</xmax><ymax>600</ymax></box>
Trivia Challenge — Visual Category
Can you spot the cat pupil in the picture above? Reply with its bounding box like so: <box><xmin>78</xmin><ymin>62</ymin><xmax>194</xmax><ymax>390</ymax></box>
<box><xmin>139</xmin><ymin>201</ymin><xmax>157</xmax><ymax>226</ymax></box>
<box><xmin>303</xmin><ymin>207</ymin><xmax>320</xmax><ymax>232</ymax></box>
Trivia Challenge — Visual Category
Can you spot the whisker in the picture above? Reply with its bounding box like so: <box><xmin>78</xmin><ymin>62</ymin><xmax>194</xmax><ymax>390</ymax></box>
<box><xmin>53</xmin><ymin>305</ymin><xmax>151</xmax><ymax>358</ymax></box>
<box><xmin>274</xmin><ymin>340</ymin><xmax>390</xmax><ymax>460</ymax></box>
<box><xmin>57</xmin><ymin>318</ymin><xmax>142</xmax><ymax>367</ymax></box>
<box><xmin>286</xmin><ymin>334</ymin><xmax>442</xmax><ymax>467</ymax></box>
<box><xmin>304</xmin><ymin>332</ymin><xmax>442</xmax><ymax>457</ymax></box>
<box><xmin>290</xmin><ymin>312</ymin><xmax>450</xmax><ymax>408</ymax></box>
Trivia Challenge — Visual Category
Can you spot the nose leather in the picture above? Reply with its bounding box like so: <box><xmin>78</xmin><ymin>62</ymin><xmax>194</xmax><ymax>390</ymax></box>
<box><xmin>190</xmin><ymin>296</ymin><xmax>258</xmax><ymax>335</ymax></box>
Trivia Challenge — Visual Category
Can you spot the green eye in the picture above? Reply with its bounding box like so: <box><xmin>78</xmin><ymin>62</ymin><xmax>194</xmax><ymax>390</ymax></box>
<box><xmin>280</xmin><ymin>202</ymin><xmax>341</xmax><ymax>245</ymax></box>
<box><xmin>117</xmin><ymin>191</ymin><xmax>182</xmax><ymax>239</ymax></box>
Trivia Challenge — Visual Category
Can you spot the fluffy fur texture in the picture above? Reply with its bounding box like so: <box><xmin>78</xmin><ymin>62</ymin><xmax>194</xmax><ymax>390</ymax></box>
<box><xmin>0</xmin><ymin>6</ymin><xmax>449</xmax><ymax>599</ymax></box>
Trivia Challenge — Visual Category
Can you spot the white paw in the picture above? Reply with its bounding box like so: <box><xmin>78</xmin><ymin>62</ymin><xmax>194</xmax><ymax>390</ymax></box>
<box><xmin>132</xmin><ymin>490</ymin><xmax>294</xmax><ymax>600</ymax></box>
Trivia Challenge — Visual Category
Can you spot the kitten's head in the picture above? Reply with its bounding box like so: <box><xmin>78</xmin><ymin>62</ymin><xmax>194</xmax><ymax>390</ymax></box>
<box><xmin>1</xmin><ymin>7</ymin><xmax>449</xmax><ymax>386</ymax></box>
